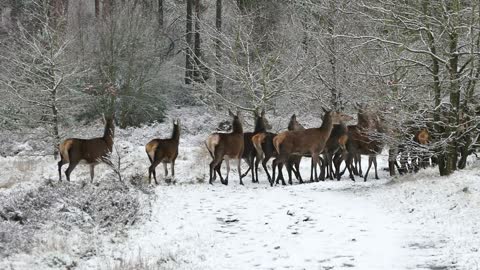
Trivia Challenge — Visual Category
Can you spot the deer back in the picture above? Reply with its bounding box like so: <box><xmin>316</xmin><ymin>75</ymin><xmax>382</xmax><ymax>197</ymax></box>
<box><xmin>206</xmin><ymin>110</ymin><xmax>244</xmax><ymax>159</ymax></box>
<box><xmin>59</xmin><ymin>117</ymin><xmax>115</xmax><ymax>164</ymax></box>
<box><xmin>146</xmin><ymin>120</ymin><xmax>180</xmax><ymax>162</ymax></box>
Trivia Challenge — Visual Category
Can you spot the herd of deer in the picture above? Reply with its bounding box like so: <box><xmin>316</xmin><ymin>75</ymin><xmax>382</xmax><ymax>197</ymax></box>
<box><xmin>56</xmin><ymin>106</ymin><xmax>431</xmax><ymax>186</ymax></box>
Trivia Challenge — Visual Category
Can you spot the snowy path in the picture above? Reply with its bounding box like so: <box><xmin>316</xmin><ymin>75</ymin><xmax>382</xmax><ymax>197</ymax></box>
<box><xmin>105</xmin><ymin>182</ymin><xmax>421</xmax><ymax>270</ymax></box>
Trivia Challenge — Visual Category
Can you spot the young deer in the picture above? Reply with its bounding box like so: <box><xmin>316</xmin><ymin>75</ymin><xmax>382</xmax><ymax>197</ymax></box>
<box><xmin>272</xmin><ymin>110</ymin><xmax>351</xmax><ymax>183</ymax></box>
<box><xmin>58</xmin><ymin>115</ymin><xmax>115</xmax><ymax>182</ymax></box>
<box><xmin>206</xmin><ymin>110</ymin><xmax>244</xmax><ymax>185</ymax></box>
<box><xmin>145</xmin><ymin>119</ymin><xmax>181</xmax><ymax>184</ymax></box>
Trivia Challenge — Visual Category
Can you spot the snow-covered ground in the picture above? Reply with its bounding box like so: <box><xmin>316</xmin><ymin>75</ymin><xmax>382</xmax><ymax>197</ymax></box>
<box><xmin>1</xmin><ymin>107</ymin><xmax>480</xmax><ymax>269</ymax></box>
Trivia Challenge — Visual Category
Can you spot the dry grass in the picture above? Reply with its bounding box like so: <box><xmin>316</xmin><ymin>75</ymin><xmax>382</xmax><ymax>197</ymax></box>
<box><xmin>105</xmin><ymin>251</ymin><xmax>177</xmax><ymax>270</ymax></box>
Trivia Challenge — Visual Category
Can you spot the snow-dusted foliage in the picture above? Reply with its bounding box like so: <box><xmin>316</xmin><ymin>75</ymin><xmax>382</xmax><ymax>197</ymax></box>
<box><xmin>0</xmin><ymin>177</ymin><xmax>153</xmax><ymax>268</ymax></box>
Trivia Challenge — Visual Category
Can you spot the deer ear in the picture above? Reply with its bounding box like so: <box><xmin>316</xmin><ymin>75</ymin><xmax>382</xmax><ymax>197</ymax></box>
<box><xmin>228</xmin><ymin>109</ymin><xmax>235</xmax><ymax>117</ymax></box>
<box><xmin>236</xmin><ymin>110</ymin><xmax>241</xmax><ymax>117</ymax></box>
<box><xmin>176</xmin><ymin>119</ymin><xmax>181</xmax><ymax>126</ymax></box>
<box><xmin>291</xmin><ymin>114</ymin><xmax>296</xmax><ymax>120</ymax></box>
<box><xmin>322</xmin><ymin>107</ymin><xmax>328</xmax><ymax>113</ymax></box>
<box><xmin>261</xmin><ymin>109</ymin><xmax>265</xmax><ymax>117</ymax></box>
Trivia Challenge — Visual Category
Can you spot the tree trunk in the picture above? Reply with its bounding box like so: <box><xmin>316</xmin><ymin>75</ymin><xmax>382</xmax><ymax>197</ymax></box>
<box><xmin>103</xmin><ymin>0</ymin><xmax>111</xmax><ymax>19</ymax></box>
<box><xmin>185</xmin><ymin>0</ymin><xmax>193</xmax><ymax>84</ymax></box>
<box><xmin>158</xmin><ymin>0</ymin><xmax>163</xmax><ymax>28</ymax></box>
<box><xmin>444</xmin><ymin>0</ymin><xmax>461</xmax><ymax>175</ymax></box>
<box><xmin>95</xmin><ymin>0</ymin><xmax>100</xmax><ymax>18</ymax></box>
<box><xmin>50</xmin><ymin>0</ymin><xmax>68</xmax><ymax>29</ymax></box>
<box><xmin>327</xmin><ymin>0</ymin><xmax>340</xmax><ymax>110</ymax></box>
<box><xmin>422</xmin><ymin>0</ymin><xmax>449</xmax><ymax>175</ymax></box>
<box><xmin>215</xmin><ymin>0</ymin><xmax>223</xmax><ymax>93</ymax></box>
<box><xmin>193</xmin><ymin>0</ymin><xmax>205</xmax><ymax>82</ymax></box>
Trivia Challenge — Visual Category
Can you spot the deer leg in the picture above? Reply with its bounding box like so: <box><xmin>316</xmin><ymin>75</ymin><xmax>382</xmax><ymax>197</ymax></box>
<box><xmin>225</xmin><ymin>157</ymin><xmax>230</xmax><ymax>185</ymax></box>
<box><xmin>163</xmin><ymin>162</ymin><xmax>168</xmax><ymax>178</ymax></box>
<box><xmin>238</xmin><ymin>158</ymin><xmax>243</xmax><ymax>186</ymax></box>
<box><xmin>294</xmin><ymin>158</ymin><xmax>303</xmax><ymax>183</ymax></box>
<box><xmin>65</xmin><ymin>161</ymin><xmax>79</xmax><ymax>182</ymax></box>
<box><xmin>373</xmin><ymin>156</ymin><xmax>379</xmax><ymax>179</ymax></box>
<box><xmin>149</xmin><ymin>160</ymin><xmax>161</xmax><ymax>185</ymax></box>
<box><xmin>319</xmin><ymin>154</ymin><xmax>326</xmax><ymax>181</ymax></box>
<box><xmin>329</xmin><ymin>153</ymin><xmax>335</xmax><ymax>180</ymax></box>
<box><xmin>364</xmin><ymin>155</ymin><xmax>373</xmax><ymax>182</ymax></box>
<box><xmin>250</xmin><ymin>155</ymin><xmax>256</xmax><ymax>183</ymax></box>
<box><xmin>313</xmin><ymin>154</ymin><xmax>321</xmax><ymax>182</ymax></box>
<box><xmin>262</xmin><ymin>157</ymin><xmax>272</xmax><ymax>184</ymax></box>
<box><xmin>272</xmin><ymin>158</ymin><xmax>277</xmax><ymax>186</ymax></box>
<box><xmin>273</xmin><ymin>158</ymin><xmax>286</xmax><ymax>186</ymax></box>
<box><xmin>357</xmin><ymin>154</ymin><xmax>363</xmax><ymax>177</ymax></box>
<box><xmin>58</xmin><ymin>160</ymin><xmax>66</xmax><ymax>182</ymax></box>
<box><xmin>278</xmin><ymin>162</ymin><xmax>286</xmax><ymax>186</ymax></box>
<box><xmin>210</xmin><ymin>156</ymin><xmax>223</xmax><ymax>185</ymax></box>
<box><xmin>286</xmin><ymin>162</ymin><xmax>293</xmax><ymax>185</ymax></box>
<box><xmin>214</xmin><ymin>162</ymin><xmax>224</xmax><ymax>182</ymax></box>
<box><xmin>333</xmin><ymin>152</ymin><xmax>342</xmax><ymax>180</ymax></box>
<box><xmin>171</xmin><ymin>161</ymin><xmax>175</xmax><ymax>178</ymax></box>
<box><xmin>310</xmin><ymin>159</ymin><xmax>315</xmax><ymax>182</ymax></box>
<box><xmin>208</xmin><ymin>160</ymin><xmax>218</xmax><ymax>185</ymax></box>
<box><xmin>241</xmin><ymin>158</ymin><xmax>251</xmax><ymax>179</ymax></box>
<box><xmin>90</xmin><ymin>164</ymin><xmax>95</xmax><ymax>183</ymax></box>
<box><xmin>254</xmin><ymin>155</ymin><xmax>261</xmax><ymax>183</ymax></box>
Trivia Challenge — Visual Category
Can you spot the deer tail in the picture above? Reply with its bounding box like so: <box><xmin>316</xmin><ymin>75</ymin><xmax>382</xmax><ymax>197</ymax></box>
<box><xmin>206</xmin><ymin>134</ymin><xmax>220</xmax><ymax>158</ymax></box>
<box><xmin>59</xmin><ymin>139</ymin><xmax>73</xmax><ymax>163</ymax></box>
<box><xmin>252</xmin><ymin>133</ymin><xmax>266</xmax><ymax>160</ymax></box>
<box><xmin>145</xmin><ymin>141</ymin><xmax>158</xmax><ymax>163</ymax></box>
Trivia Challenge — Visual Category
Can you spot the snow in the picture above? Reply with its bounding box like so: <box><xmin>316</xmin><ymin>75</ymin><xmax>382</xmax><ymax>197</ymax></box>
<box><xmin>1</xmin><ymin>107</ymin><xmax>480</xmax><ymax>269</ymax></box>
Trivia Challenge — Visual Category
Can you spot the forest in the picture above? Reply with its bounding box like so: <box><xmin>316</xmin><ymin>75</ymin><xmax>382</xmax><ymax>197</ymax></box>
<box><xmin>1</xmin><ymin>1</ymin><xmax>480</xmax><ymax>269</ymax></box>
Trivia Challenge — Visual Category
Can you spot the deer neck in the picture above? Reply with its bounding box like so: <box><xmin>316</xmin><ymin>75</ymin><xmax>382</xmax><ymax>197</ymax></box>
<box><xmin>232</xmin><ymin>119</ymin><xmax>243</xmax><ymax>134</ymax></box>
<box><xmin>172</xmin><ymin>125</ymin><xmax>180</xmax><ymax>142</ymax></box>
<box><xmin>319</xmin><ymin>113</ymin><xmax>334</xmax><ymax>137</ymax></box>
<box><xmin>253</xmin><ymin>118</ymin><xmax>266</xmax><ymax>133</ymax></box>
<box><xmin>103</xmin><ymin>123</ymin><xmax>115</xmax><ymax>146</ymax></box>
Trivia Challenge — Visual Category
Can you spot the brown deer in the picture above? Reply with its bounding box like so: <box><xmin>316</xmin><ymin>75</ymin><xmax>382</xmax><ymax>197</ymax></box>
<box><xmin>145</xmin><ymin>119</ymin><xmax>181</xmax><ymax>184</ymax></box>
<box><xmin>58</xmin><ymin>115</ymin><xmax>115</xmax><ymax>182</ymax></box>
<box><xmin>322</xmin><ymin>120</ymin><xmax>354</xmax><ymax>181</ymax></box>
<box><xmin>211</xmin><ymin>109</ymin><xmax>271</xmax><ymax>183</ymax></box>
<box><xmin>252</xmin><ymin>114</ymin><xmax>309</xmax><ymax>186</ymax></box>
<box><xmin>206</xmin><ymin>110</ymin><xmax>244</xmax><ymax>185</ymax></box>
<box><xmin>345</xmin><ymin>110</ymin><xmax>386</xmax><ymax>181</ymax></box>
<box><xmin>272</xmin><ymin>109</ymin><xmax>351</xmax><ymax>183</ymax></box>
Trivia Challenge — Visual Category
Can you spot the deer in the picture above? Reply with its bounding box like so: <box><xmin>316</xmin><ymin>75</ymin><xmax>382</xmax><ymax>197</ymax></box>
<box><xmin>344</xmin><ymin>110</ymin><xmax>386</xmax><ymax>181</ymax></box>
<box><xmin>322</xmin><ymin>119</ymin><xmax>355</xmax><ymax>181</ymax></box>
<box><xmin>272</xmin><ymin>109</ymin><xmax>352</xmax><ymax>183</ymax></box>
<box><xmin>394</xmin><ymin>127</ymin><xmax>431</xmax><ymax>174</ymax></box>
<box><xmin>205</xmin><ymin>110</ymin><xmax>244</xmax><ymax>185</ymax></box>
<box><xmin>58</xmin><ymin>114</ymin><xmax>115</xmax><ymax>182</ymax></box>
<box><xmin>252</xmin><ymin>114</ymin><xmax>312</xmax><ymax>186</ymax></box>
<box><xmin>145</xmin><ymin>119</ymin><xmax>181</xmax><ymax>185</ymax></box>
<box><xmin>211</xmin><ymin>109</ymin><xmax>271</xmax><ymax>183</ymax></box>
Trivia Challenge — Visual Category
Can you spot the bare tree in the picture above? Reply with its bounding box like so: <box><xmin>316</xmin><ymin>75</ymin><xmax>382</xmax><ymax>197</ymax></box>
<box><xmin>158</xmin><ymin>0</ymin><xmax>163</xmax><ymax>28</ymax></box>
<box><xmin>0</xmin><ymin>0</ymin><xmax>82</xmax><ymax>157</ymax></box>
<box><xmin>195</xmin><ymin>12</ymin><xmax>306</xmax><ymax>113</ymax></box>
<box><xmin>351</xmin><ymin>0</ymin><xmax>480</xmax><ymax>175</ymax></box>
<box><xmin>185</xmin><ymin>0</ymin><xmax>193</xmax><ymax>84</ymax></box>
<box><xmin>215</xmin><ymin>0</ymin><xmax>223</xmax><ymax>94</ymax></box>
